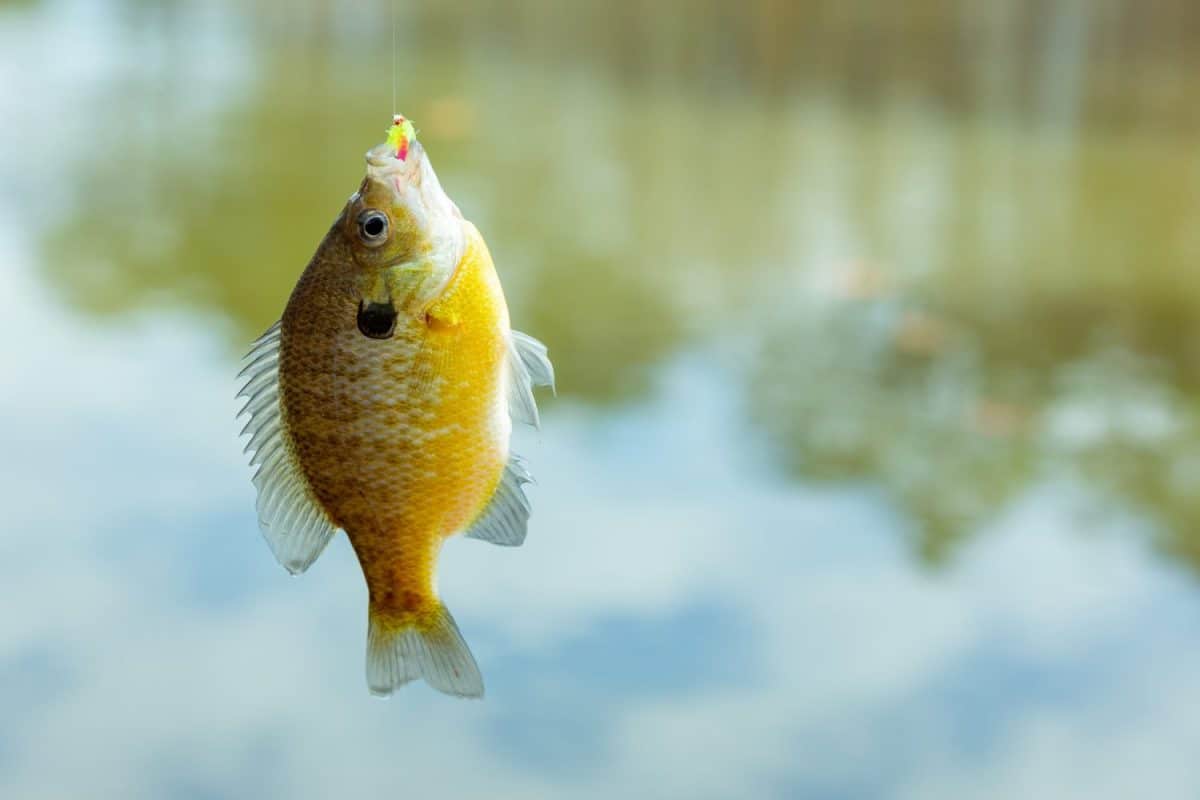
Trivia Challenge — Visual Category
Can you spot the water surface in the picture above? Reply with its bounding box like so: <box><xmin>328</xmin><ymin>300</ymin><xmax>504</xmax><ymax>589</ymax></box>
<box><xmin>3</xmin><ymin>2</ymin><xmax>1200</xmax><ymax>797</ymax></box>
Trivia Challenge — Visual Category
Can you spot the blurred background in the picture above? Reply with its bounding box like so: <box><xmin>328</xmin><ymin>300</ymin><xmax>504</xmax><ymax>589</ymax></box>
<box><xmin>3</xmin><ymin>0</ymin><xmax>1200</xmax><ymax>797</ymax></box>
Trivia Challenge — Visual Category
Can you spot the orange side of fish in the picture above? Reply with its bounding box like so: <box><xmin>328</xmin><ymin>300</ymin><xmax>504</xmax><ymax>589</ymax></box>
<box><xmin>238</xmin><ymin>123</ymin><xmax>553</xmax><ymax>698</ymax></box>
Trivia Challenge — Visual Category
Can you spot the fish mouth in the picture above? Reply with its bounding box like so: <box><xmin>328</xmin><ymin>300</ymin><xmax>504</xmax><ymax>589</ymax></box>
<box><xmin>365</xmin><ymin>140</ymin><xmax>425</xmax><ymax>180</ymax></box>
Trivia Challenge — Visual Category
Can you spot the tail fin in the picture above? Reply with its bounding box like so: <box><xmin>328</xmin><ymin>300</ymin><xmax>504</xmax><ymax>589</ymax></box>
<box><xmin>366</xmin><ymin>602</ymin><xmax>484</xmax><ymax>698</ymax></box>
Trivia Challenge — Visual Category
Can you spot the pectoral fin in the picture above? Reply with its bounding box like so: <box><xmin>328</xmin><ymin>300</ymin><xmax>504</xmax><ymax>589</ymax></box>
<box><xmin>507</xmin><ymin>330</ymin><xmax>555</xmax><ymax>429</ymax></box>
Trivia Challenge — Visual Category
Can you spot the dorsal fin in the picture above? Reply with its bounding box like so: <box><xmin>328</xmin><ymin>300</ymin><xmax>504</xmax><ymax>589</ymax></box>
<box><xmin>507</xmin><ymin>330</ymin><xmax>555</xmax><ymax>429</ymax></box>
<box><xmin>237</xmin><ymin>322</ymin><xmax>337</xmax><ymax>574</ymax></box>
<box><xmin>464</xmin><ymin>455</ymin><xmax>535</xmax><ymax>547</ymax></box>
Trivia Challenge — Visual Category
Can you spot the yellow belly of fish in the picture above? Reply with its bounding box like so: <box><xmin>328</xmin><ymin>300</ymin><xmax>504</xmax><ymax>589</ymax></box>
<box><xmin>279</xmin><ymin>227</ymin><xmax>509</xmax><ymax>627</ymax></box>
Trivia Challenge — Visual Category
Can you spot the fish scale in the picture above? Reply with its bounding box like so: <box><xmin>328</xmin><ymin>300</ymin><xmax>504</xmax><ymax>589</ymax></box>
<box><xmin>283</xmin><ymin>224</ymin><xmax>509</xmax><ymax>547</ymax></box>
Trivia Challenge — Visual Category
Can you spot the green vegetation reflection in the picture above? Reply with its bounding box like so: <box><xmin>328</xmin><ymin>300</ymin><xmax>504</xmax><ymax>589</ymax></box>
<box><xmin>37</xmin><ymin>0</ymin><xmax>1200</xmax><ymax>573</ymax></box>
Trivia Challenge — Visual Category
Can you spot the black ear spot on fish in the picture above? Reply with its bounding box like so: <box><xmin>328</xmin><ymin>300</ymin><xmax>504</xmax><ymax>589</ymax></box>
<box><xmin>357</xmin><ymin>210</ymin><xmax>390</xmax><ymax>247</ymax></box>
<box><xmin>357</xmin><ymin>301</ymin><xmax>397</xmax><ymax>339</ymax></box>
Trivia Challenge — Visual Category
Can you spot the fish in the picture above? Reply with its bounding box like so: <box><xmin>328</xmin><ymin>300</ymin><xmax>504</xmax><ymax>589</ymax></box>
<box><xmin>237</xmin><ymin>117</ymin><xmax>553</xmax><ymax>698</ymax></box>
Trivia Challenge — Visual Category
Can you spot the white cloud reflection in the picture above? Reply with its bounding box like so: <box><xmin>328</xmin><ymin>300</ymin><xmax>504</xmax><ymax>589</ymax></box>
<box><xmin>1</xmin><ymin>224</ymin><xmax>1199</xmax><ymax>799</ymax></box>
<box><xmin>2</xmin><ymin>3</ymin><xmax>1199</xmax><ymax>791</ymax></box>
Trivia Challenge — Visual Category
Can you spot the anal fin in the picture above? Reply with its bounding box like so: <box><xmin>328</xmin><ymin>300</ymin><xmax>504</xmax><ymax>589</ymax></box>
<box><xmin>464</xmin><ymin>455</ymin><xmax>535</xmax><ymax>547</ymax></box>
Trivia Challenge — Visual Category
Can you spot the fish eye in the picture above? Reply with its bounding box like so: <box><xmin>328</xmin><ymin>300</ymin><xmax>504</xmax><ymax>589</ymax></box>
<box><xmin>357</xmin><ymin>210</ymin><xmax>389</xmax><ymax>246</ymax></box>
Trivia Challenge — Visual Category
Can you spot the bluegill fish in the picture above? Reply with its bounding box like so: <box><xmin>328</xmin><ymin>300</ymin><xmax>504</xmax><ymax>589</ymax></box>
<box><xmin>237</xmin><ymin>117</ymin><xmax>553</xmax><ymax>698</ymax></box>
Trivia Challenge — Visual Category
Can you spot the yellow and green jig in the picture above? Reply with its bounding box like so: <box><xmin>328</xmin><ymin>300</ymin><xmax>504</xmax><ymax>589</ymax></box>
<box><xmin>385</xmin><ymin>114</ymin><xmax>417</xmax><ymax>161</ymax></box>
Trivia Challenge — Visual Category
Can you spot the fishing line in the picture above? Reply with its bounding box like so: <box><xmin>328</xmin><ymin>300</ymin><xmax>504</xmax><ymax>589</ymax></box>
<box><xmin>391</xmin><ymin>0</ymin><xmax>397</xmax><ymax>113</ymax></box>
